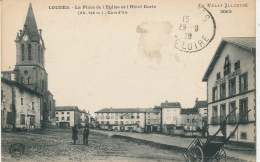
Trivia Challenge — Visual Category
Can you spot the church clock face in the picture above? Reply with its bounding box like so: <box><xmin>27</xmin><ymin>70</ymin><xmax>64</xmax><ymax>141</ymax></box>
<box><xmin>22</xmin><ymin>35</ymin><xmax>29</xmax><ymax>41</ymax></box>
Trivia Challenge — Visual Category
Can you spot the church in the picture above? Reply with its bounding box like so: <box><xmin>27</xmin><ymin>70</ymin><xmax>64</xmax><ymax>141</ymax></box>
<box><xmin>1</xmin><ymin>3</ymin><xmax>56</xmax><ymax>129</ymax></box>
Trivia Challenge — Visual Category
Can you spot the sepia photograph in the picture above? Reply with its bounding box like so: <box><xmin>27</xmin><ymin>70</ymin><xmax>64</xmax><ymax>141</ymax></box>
<box><xmin>1</xmin><ymin>0</ymin><xmax>257</xmax><ymax>161</ymax></box>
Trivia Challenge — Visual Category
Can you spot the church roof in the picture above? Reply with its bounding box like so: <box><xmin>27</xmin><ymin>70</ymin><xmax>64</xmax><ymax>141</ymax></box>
<box><xmin>21</xmin><ymin>3</ymin><xmax>40</xmax><ymax>42</ymax></box>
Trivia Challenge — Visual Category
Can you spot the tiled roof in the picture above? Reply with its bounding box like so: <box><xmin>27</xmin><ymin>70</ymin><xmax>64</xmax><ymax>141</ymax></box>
<box><xmin>181</xmin><ymin>108</ymin><xmax>198</xmax><ymax>114</ymax></box>
<box><xmin>223</xmin><ymin>37</ymin><xmax>256</xmax><ymax>51</ymax></box>
<box><xmin>194</xmin><ymin>101</ymin><xmax>207</xmax><ymax>108</ymax></box>
<box><xmin>56</xmin><ymin>106</ymin><xmax>79</xmax><ymax>111</ymax></box>
<box><xmin>95</xmin><ymin>108</ymin><xmax>160</xmax><ymax>113</ymax></box>
<box><xmin>1</xmin><ymin>77</ymin><xmax>42</xmax><ymax>97</ymax></box>
<box><xmin>202</xmin><ymin>37</ymin><xmax>256</xmax><ymax>81</ymax></box>
<box><xmin>161</xmin><ymin>101</ymin><xmax>181</xmax><ymax>108</ymax></box>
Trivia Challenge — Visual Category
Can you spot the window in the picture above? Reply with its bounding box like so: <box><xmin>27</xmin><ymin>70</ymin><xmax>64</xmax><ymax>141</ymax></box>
<box><xmin>115</xmin><ymin>121</ymin><xmax>118</xmax><ymax>125</ymax></box>
<box><xmin>67</xmin><ymin>117</ymin><xmax>70</xmax><ymax>121</ymax></box>
<box><xmin>229</xmin><ymin>78</ymin><xmax>236</xmax><ymax>96</ymax></box>
<box><xmin>234</xmin><ymin>61</ymin><xmax>240</xmax><ymax>70</ymax></box>
<box><xmin>126</xmin><ymin>121</ymin><xmax>129</xmax><ymax>124</ymax></box>
<box><xmin>56</xmin><ymin>112</ymin><xmax>58</xmax><ymax>114</ymax></box>
<box><xmin>216</xmin><ymin>72</ymin><xmax>221</xmax><ymax>80</ymax></box>
<box><xmin>131</xmin><ymin>121</ymin><xmax>134</xmax><ymax>124</ymax></box>
<box><xmin>220</xmin><ymin>104</ymin><xmax>226</xmax><ymax>122</ymax></box>
<box><xmin>212</xmin><ymin>86</ymin><xmax>218</xmax><ymax>101</ymax></box>
<box><xmin>239</xmin><ymin>73</ymin><xmax>248</xmax><ymax>93</ymax></box>
<box><xmin>20</xmin><ymin>114</ymin><xmax>25</xmax><ymax>124</ymax></box>
<box><xmin>106</xmin><ymin>116</ymin><xmax>110</xmax><ymax>119</ymax></box>
<box><xmin>67</xmin><ymin>112</ymin><xmax>70</xmax><ymax>114</ymax></box>
<box><xmin>120</xmin><ymin>116</ymin><xmax>123</xmax><ymax>119</ymax></box>
<box><xmin>41</xmin><ymin>80</ymin><xmax>44</xmax><ymax>91</ymax></box>
<box><xmin>28</xmin><ymin>44</ymin><xmax>32</xmax><ymax>60</ymax></box>
<box><xmin>21</xmin><ymin>98</ymin><xmax>23</xmax><ymax>105</ymax></box>
<box><xmin>229</xmin><ymin>102</ymin><xmax>236</xmax><ymax>123</ymax></box>
<box><xmin>56</xmin><ymin>117</ymin><xmax>59</xmax><ymax>121</ymax></box>
<box><xmin>107</xmin><ymin>121</ymin><xmax>109</xmax><ymax>125</ymax></box>
<box><xmin>187</xmin><ymin>119</ymin><xmax>190</xmax><ymax>123</ymax></box>
<box><xmin>24</xmin><ymin>70</ymin><xmax>28</xmax><ymax>74</ymax></box>
<box><xmin>120</xmin><ymin>121</ymin><xmax>124</xmax><ymax>125</ymax></box>
<box><xmin>21</xmin><ymin>44</ymin><xmax>25</xmax><ymax>61</ymax></box>
<box><xmin>28</xmin><ymin>77</ymin><xmax>31</xmax><ymax>84</ymax></box>
<box><xmin>49</xmin><ymin>102</ymin><xmax>52</xmax><ymax>111</ymax></box>
<box><xmin>137</xmin><ymin>115</ymin><xmax>140</xmax><ymax>119</ymax></box>
<box><xmin>240</xmin><ymin>132</ymin><xmax>247</xmax><ymax>139</ymax></box>
<box><xmin>32</xmin><ymin>102</ymin><xmax>34</xmax><ymax>110</ymax></box>
<box><xmin>212</xmin><ymin>106</ymin><xmax>218</xmax><ymax>124</ymax></box>
<box><xmin>7</xmin><ymin>112</ymin><xmax>15</xmax><ymax>124</ymax></box>
<box><xmin>239</xmin><ymin>98</ymin><xmax>248</xmax><ymax>122</ymax></box>
<box><xmin>220</xmin><ymin>83</ymin><xmax>226</xmax><ymax>99</ymax></box>
<box><xmin>21</xmin><ymin>77</ymin><xmax>24</xmax><ymax>84</ymax></box>
<box><xmin>224</xmin><ymin>56</ymin><xmax>231</xmax><ymax>76</ymax></box>
<box><xmin>62</xmin><ymin>112</ymin><xmax>64</xmax><ymax>114</ymax></box>
<box><xmin>62</xmin><ymin>117</ymin><xmax>64</xmax><ymax>120</ymax></box>
<box><xmin>101</xmin><ymin>121</ymin><xmax>104</xmax><ymax>125</ymax></box>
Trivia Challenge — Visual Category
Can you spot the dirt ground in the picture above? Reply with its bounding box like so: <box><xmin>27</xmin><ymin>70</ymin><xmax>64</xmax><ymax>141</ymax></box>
<box><xmin>1</xmin><ymin>129</ymin><xmax>184</xmax><ymax>162</ymax></box>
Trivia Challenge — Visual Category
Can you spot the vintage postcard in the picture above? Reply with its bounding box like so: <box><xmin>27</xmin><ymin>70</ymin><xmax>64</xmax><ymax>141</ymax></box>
<box><xmin>1</xmin><ymin>0</ymin><xmax>256</xmax><ymax>161</ymax></box>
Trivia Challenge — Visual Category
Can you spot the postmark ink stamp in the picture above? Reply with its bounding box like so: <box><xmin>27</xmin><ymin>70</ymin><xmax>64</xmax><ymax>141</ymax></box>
<box><xmin>172</xmin><ymin>6</ymin><xmax>216</xmax><ymax>53</ymax></box>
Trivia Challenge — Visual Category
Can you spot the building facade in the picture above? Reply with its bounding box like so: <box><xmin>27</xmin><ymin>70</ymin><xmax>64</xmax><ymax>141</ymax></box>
<box><xmin>161</xmin><ymin>101</ymin><xmax>182</xmax><ymax>134</ymax></box>
<box><xmin>202</xmin><ymin>37</ymin><xmax>256</xmax><ymax>145</ymax></box>
<box><xmin>55</xmin><ymin>106</ymin><xmax>80</xmax><ymax>128</ymax></box>
<box><xmin>5</xmin><ymin>3</ymin><xmax>56</xmax><ymax>127</ymax></box>
<box><xmin>1</xmin><ymin>77</ymin><xmax>41</xmax><ymax>130</ymax></box>
<box><xmin>79</xmin><ymin>110</ymin><xmax>90</xmax><ymax>127</ymax></box>
<box><xmin>95</xmin><ymin>108</ymin><xmax>161</xmax><ymax>132</ymax></box>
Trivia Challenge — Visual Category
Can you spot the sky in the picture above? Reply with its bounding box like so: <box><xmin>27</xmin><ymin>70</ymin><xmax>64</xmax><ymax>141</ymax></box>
<box><xmin>1</xmin><ymin>0</ymin><xmax>256</xmax><ymax>115</ymax></box>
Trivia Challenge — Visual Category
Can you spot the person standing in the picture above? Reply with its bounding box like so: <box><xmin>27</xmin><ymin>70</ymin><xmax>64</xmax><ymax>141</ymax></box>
<box><xmin>72</xmin><ymin>125</ymin><xmax>78</xmax><ymax>145</ymax></box>
<box><xmin>83</xmin><ymin>126</ymin><xmax>90</xmax><ymax>145</ymax></box>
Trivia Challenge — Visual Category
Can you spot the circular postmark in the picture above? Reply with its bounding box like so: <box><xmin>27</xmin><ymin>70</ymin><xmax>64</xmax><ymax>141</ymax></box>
<box><xmin>172</xmin><ymin>6</ymin><xmax>216</xmax><ymax>53</ymax></box>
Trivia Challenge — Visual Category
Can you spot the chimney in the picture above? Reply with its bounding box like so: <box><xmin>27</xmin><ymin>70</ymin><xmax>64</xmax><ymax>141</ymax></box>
<box><xmin>39</xmin><ymin>29</ymin><xmax>42</xmax><ymax>36</ymax></box>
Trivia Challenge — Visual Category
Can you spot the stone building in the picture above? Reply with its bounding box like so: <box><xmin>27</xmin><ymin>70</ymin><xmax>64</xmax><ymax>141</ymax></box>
<box><xmin>95</xmin><ymin>108</ymin><xmax>160</xmax><ymax>132</ymax></box>
<box><xmin>55</xmin><ymin>106</ymin><xmax>80</xmax><ymax>128</ymax></box>
<box><xmin>2</xmin><ymin>3</ymin><xmax>56</xmax><ymax>127</ymax></box>
<box><xmin>161</xmin><ymin>101</ymin><xmax>182</xmax><ymax>134</ymax></box>
<box><xmin>202</xmin><ymin>37</ymin><xmax>256</xmax><ymax>146</ymax></box>
<box><xmin>1</xmin><ymin>77</ymin><xmax>41</xmax><ymax>130</ymax></box>
<box><xmin>79</xmin><ymin>110</ymin><xmax>90</xmax><ymax>127</ymax></box>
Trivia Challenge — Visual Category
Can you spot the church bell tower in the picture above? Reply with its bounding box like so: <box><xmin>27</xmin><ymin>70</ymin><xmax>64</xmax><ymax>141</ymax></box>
<box><xmin>13</xmin><ymin>3</ymin><xmax>55</xmax><ymax>127</ymax></box>
<box><xmin>14</xmin><ymin>3</ymin><xmax>47</xmax><ymax>94</ymax></box>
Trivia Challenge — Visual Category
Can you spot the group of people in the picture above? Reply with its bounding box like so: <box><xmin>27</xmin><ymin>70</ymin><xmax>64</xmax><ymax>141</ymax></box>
<box><xmin>72</xmin><ymin>126</ymin><xmax>90</xmax><ymax>145</ymax></box>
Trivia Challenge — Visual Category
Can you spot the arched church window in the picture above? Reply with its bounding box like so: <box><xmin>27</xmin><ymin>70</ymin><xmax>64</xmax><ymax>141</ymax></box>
<box><xmin>28</xmin><ymin>44</ymin><xmax>32</xmax><ymax>60</ymax></box>
<box><xmin>21</xmin><ymin>44</ymin><xmax>25</xmax><ymax>61</ymax></box>
<box><xmin>21</xmin><ymin>77</ymin><xmax>24</xmax><ymax>84</ymax></box>
<box><xmin>38</xmin><ymin>46</ymin><xmax>41</xmax><ymax>63</ymax></box>
<box><xmin>41</xmin><ymin>80</ymin><xmax>44</xmax><ymax>91</ymax></box>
